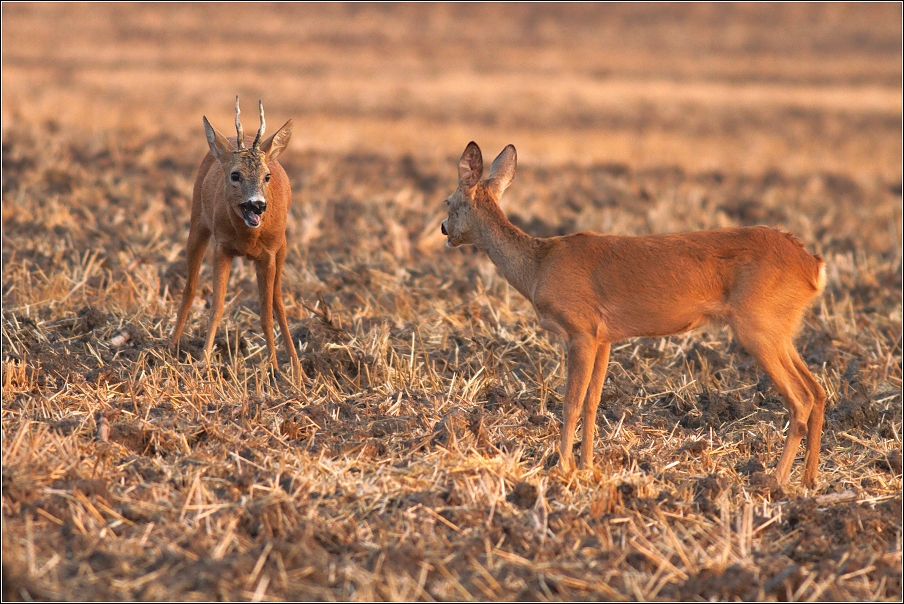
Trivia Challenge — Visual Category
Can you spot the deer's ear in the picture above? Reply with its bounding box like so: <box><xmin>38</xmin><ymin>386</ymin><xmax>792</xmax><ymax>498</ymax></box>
<box><xmin>260</xmin><ymin>119</ymin><xmax>293</xmax><ymax>162</ymax></box>
<box><xmin>203</xmin><ymin>117</ymin><xmax>233</xmax><ymax>162</ymax></box>
<box><xmin>487</xmin><ymin>144</ymin><xmax>517</xmax><ymax>199</ymax></box>
<box><xmin>458</xmin><ymin>141</ymin><xmax>483</xmax><ymax>189</ymax></box>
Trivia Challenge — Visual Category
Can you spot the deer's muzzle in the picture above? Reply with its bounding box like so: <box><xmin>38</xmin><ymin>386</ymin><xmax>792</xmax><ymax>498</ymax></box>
<box><xmin>240</xmin><ymin>200</ymin><xmax>267</xmax><ymax>228</ymax></box>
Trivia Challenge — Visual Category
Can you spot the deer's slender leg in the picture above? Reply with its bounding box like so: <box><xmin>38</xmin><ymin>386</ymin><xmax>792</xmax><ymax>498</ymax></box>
<box><xmin>580</xmin><ymin>342</ymin><xmax>611</xmax><ymax>469</ymax></box>
<box><xmin>738</xmin><ymin>334</ymin><xmax>814</xmax><ymax>486</ymax></box>
<box><xmin>255</xmin><ymin>253</ymin><xmax>278</xmax><ymax>368</ymax></box>
<box><xmin>793</xmin><ymin>352</ymin><xmax>826</xmax><ymax>487</ymax></box>
<box><xmin>203</xmin><ymin>248</ymin><xmax>233</xmax><ymax>358</ymax></box>
<box><xmin>560</xmin><ymin>335</ymin><xmax>597</xmax><ymax>472</ymax></box>
<box><xmin>170</xmin><ymin>226</ymin><xmax>210</xmax><ymax>347</ymax></box>
<box><xmin>770</xmin><ymin>352</ymin><xmax>814</xmax><ymax>485</ymax></box>
<box><xmin>272</xmin><ymin>244</ymin><xmax>301</xmax><ymax>377</ymax></box>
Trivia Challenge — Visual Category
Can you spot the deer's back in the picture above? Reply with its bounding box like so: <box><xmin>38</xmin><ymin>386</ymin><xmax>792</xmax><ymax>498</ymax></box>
<box><xmin>534</xmin><ymin>226</ymin><xmax>822</xmax><ymax>340</ymax></box>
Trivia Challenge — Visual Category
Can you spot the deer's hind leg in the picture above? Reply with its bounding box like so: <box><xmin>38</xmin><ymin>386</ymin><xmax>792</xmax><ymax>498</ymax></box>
<box><xmin>733</xmin><ymin>322</ymin><xmax>816</xmax><ymax>485</ymax></box>
<box><xmin>763</xmin><ymin>346</ymin><xmax>815</xmax><ymax>485</ymax></box>
<box><xmin>792</xmin><ymin>351</ymin><xmax>826</xmax><ymax>487</ymax></box>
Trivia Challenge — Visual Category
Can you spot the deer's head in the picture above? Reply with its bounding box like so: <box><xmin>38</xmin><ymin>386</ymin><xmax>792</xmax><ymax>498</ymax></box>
<box><xmin>203</xmin><ymin>96</ymin><xmax>292</xmax><ymax>229</ymax></box>
<box><xmin>442</xmin><ymin>142</ymin><xmax>517</xmax><ymax>247</ymax></box>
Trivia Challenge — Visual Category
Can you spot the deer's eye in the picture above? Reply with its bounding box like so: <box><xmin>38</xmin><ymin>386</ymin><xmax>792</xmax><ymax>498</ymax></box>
<box><xmin>264</xmin><ymin>173</ymin><xmax>271</xmax><ymax>183</ymax></box>
<box><xmin>230</xmin><ymin>172</ymin><xmax>241</xmax><ymax>183</ymax></box>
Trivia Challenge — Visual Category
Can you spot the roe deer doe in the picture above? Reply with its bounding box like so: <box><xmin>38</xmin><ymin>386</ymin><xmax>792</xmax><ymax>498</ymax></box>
<box><xmin>170</xmin><ymin>96</ymin><xmax>301</xmax><ymax>377</ymax></box>
<box><xmin>441</xmin><ymin>142</ymin><xmax>827</xmax><ymax>486</ymax></box>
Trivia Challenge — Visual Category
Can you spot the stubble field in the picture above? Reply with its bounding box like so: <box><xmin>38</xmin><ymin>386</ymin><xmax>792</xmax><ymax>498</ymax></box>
<box><xmin>2</xmin><ymin>4</ymin><xmax>902</xmax><ymax>601</ymax></box>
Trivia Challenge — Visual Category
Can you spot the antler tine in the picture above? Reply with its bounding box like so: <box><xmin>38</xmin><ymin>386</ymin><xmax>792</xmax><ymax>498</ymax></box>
<box><xmin>234</xmin><ymin>95</ymin><xmax>245</xmax><ymax>150</ymax></box>
<box><xmin>252</xmin><ymin>100</ymin><xmax>266</xmax><ymax>150</ymax></box>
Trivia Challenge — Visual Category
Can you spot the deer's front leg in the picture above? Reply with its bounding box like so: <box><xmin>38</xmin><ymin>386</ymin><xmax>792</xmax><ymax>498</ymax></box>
<box><xmin>255</xmin><ymin>253</ymin><xmax>278</xmax><ymax>369</ymax></box>
<box><xmin>559</xmin><ymin>335</ymin><xmax>597</xmax><ymax>472</ymax></box>
<box><xmin>171</xmin><ymin>225</ymin><xmax>211</xmax><ymax>348</ymax></box>
<box><xmin>580</xmin><ymin>342</ymin><xmax>611</xmax><ymax>469</ymax></box>
<box><xmin>203</xmin><ymin>248</ymin><xmax>233</xmax><ymax>358</ymax></box>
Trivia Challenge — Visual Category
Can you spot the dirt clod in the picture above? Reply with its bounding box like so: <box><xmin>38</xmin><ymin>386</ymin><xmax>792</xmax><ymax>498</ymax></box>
<box><xmin>484</xmin><ymin>385</ymin><xmax>515</xmax><ymax>412</ymax></box>
<box><xmin>829</xmin><ymin>390</ymin><xmax>880</xmax><ymax>430</ymax></box>
<box><xmin>431</xmin><ymin>410</ymin><xmax>474</xmax><ymax>450</ymax></box>
<box><xmin>876</xmin><ymin>450</ymin><xmax>903</xmax><ymax>475</ymax></box>
<box><xmin>681</xmin><ymin>439</ymin><xmax>707</xmax><ymax>457</ymax></box>
<box><xmin>506</xmin><ymin>482</ymin><xmax>538</xmax><ymax>510</ymax></box>
<box><xmin>747</xmin><ymin>472</ymin><xmax>785</xmax><ymax>499</ymax></box>
<box><xmin>73</xmin><ymin>306</ymin><xmax>106</xmax><ymax>334</ymax></box>
<box><xmin>670</xmin><ymin>563</ymin><xmax>758</xmax><ymax>601</ymax></box>
<box><xmin>735</xmin><ymin>458</ymin><xmax>765</xmax><ymax>475</ymax></box>
<box><xmin>681</xmin><ymin>389</ymin><xmax>755</xmax><ymax>430</ymax></box>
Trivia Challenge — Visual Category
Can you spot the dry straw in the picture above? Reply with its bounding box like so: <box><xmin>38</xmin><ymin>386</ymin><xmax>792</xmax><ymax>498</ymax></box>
<box><xmin>2</xmin><ymin>120</ymin><xmax>899</xmax><ymax>601</ymax></box>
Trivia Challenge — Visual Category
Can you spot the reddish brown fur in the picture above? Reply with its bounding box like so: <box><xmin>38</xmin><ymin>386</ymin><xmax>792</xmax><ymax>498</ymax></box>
<box><xmin>442</xmin><ymin>142</ymin><xmax>827</xmax><ymax>486</ymax></box>
<box><xmin>170</xmin><ymin>100</ymin><xmax>300</xmax><ymax>378</ymax></box>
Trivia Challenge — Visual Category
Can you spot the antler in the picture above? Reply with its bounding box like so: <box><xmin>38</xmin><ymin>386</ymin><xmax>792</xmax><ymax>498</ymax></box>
<box><xmin>252</xmin><ymin>100</ymin><xmax>266</xmax><ymax>150</ymax></box>
<box><xmin>234</xmin><ymin>95</ymin><xmax>245</xmax><ymax>149</ymax></box>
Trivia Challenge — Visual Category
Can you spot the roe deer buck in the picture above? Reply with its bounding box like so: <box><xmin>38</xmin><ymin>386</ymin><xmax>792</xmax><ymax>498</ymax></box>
<box><xmin>170</xmin><ymin>96</ymin><xmax>301</xmax><ymax>377</ymax></box>
<box><xmin>441</xmin><ymin>142</ymin><xmax>827</xmax><ymax>486</ymax></box>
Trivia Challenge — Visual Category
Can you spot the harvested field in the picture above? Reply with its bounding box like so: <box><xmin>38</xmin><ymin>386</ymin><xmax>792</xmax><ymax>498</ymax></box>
<box><xmin>2</xmin><ymin>3</ymin><xmax>902</xmax><ymax>601</ymax></box>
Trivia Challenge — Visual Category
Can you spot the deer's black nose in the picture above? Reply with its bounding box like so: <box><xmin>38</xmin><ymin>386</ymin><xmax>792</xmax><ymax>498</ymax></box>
<box><xmin>441</xmin><ymin>222</ymin><xmax>448</xmax><ymax>235</ymax></box>
<box><xmin>242</xmin><ymin>200</ymin><xmax>267</xmax><ymax>215</ymax></box>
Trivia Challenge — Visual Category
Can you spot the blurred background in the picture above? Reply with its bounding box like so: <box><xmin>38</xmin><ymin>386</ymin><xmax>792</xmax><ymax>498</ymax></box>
<box><xmin>3</xmin><ymin>3</ymin><xmax>901</xmax><ymax>179</ymax></box>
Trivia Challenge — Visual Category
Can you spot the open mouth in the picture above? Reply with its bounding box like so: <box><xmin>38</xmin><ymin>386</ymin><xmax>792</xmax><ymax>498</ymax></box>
<box><xmin>243</xmin><ymin>209</ymin><xmax>262</xmax><ymax>228</ymax></box>
<box><xmin>240</xmin><ymin>202</ymin><xmax>265</xmax><ymax>228</ymax></box>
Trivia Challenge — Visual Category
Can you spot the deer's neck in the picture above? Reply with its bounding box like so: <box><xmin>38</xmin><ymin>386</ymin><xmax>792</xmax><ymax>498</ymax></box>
<box><xmin>475</xmin><ymin>206</ymin><xmax>542</xmax><ymax>301</ymax></box>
